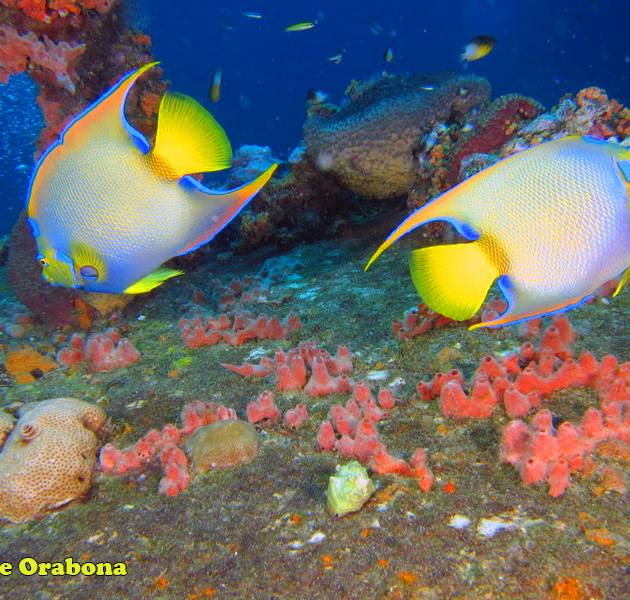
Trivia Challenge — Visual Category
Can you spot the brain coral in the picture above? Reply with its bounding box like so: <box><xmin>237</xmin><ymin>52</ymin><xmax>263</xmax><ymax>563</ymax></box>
<box><xmin>0</xmin><ymin>398</ymin><xmax>106</xmax><ymax>523</ymax></box>
<box><xmin>303</xmin><ymin>72</ymin><xmax>490</xmax><ymax>199</ymax></box>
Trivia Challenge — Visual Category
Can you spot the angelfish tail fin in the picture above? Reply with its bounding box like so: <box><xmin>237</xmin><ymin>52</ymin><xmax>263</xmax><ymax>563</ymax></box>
<box><xmin>409</xmin><ymin>241</ymin><xmax>499</xmax><ymax>321</ymax></box>
<box><xmin>177</xmin><ymin>163</ymin><xmax>278</xmax><ymax>255</ymax></box>
<box><xmin>364</xmin><ymin>186</ymin><xmax>475</xmax><ymax>271</ymax></box>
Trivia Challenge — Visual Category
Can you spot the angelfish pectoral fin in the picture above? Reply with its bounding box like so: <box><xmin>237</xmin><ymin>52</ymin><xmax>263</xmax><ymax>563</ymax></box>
<box><xmin>123</xmin><ymin>267</ymin><xmax>184</xmax><ymax>294</ymax></box>
<box><xmin>409</xmin><ymin>241</ymin><xmax>499</xmax><ymax>321</ymax></box>
<box><xmin>612</xmin><ymin>267</ymin><xmax>630</xmax><ymax>298</ymax></box>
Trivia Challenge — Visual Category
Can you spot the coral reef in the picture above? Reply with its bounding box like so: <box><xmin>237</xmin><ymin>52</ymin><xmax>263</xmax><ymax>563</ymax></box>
<box><xmin>446</xmin><ymin>94</ymin><xmax>544</xmax><ymax>184</ymax></box>
<box><xmin>56</xmin><ymin>328</ymin><xmax>140</xmax><ymax>372</ymax></box>
<box><xmin>231</xmin><ymin>153</ymin><xmax>353</xmax><ymax>252</ymax></box>
<box><xmin>304</xmin><ymin>72</ymin><xmax>490</xmax><ymax>199</ymax></box>
<box><xmin>0</xmin><ymin>398</ymin><xmax>106</xmax><ymax>523</ymax></box>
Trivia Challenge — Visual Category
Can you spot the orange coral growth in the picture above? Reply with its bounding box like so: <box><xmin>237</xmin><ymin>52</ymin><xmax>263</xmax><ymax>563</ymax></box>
<box><xmin>140</xmin><ymin>91</ymin><xmax>161</xmax><ymax>117</ymax></box>
<box><xmin>1</xmin><ymin>0</ymin><xmax>116</xmax><ymax>22</ymax></box>
<box><xmin>593</xmin><ymin>466</ymin><xmax>626</xmax><ymax>495</ymax></box>
<box><xmin>396</xmin><ymin>571</ymin><xmax>417</xmax><ymax>585</ymax></box>
<box><xmin>320</xmin><ymin>554</ymin><xmax>334</xmax><ymax>569</ymax></box>
<box><xmin>443</xmin><ymin>481</ymin><xmax>456</xmax><ymax>494</ymax></box>
<box><xmin>5</xmin><ymin>346</ymin><xmax>58</xmax><ymax>383</ymax></box>
<box><xmin>131</xmin><ymin>32</ymin><xmax>152</xmax><ymax>46</ymax></box>
<box><xmin>596</xmin><ymin>438</ymin><xmax>630</xmax><ymax>462</ymax></box>
<box><xmin>551</xmin><ymin>577</ymin><xmax>587</xmax><ymax>600</ymax></box>
<box><xmin>73</xmin><ymin>296</ymin><xmax>94</xmax><ymax>330</ymax></box>
<box><xmin>576</xmin><ymin>87</ymin><xmax>607</xmax><ymax>107</ymax></box>
<box><xmin>0</xmin><ymin>24</ymin><xmax>85</xmax><ymax>93</ymax></box>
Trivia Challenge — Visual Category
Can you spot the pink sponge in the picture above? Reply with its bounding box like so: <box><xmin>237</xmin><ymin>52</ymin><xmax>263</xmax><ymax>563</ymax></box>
<box><xmin>57</xmin><ymin>329</ymin><xmax>140</xmax><ymax>372</ymax></box>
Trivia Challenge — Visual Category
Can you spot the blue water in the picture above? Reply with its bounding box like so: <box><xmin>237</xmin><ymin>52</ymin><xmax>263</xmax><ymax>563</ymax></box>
<box><xmin>1</xmin><ymin>0</ymin><xmax>628</xmax><ymax>234</ymax></box>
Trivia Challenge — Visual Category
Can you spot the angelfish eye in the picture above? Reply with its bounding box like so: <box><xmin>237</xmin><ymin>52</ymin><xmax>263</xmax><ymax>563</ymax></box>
<box><xmin>79</xmin><ymin>265</ymin><xmax>99</xmax><ymax>280</ymax></box>
<box><xmin>38</xmin><ymin>257</ymin><xmax>49</xmax><ymax>267</ymax></box>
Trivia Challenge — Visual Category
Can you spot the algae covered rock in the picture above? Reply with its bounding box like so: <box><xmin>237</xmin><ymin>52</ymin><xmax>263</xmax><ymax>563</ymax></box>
<box><xmin>327</xmin><ymin>461</ymin><xmax>375</xmax><ymax>517</ymax></box>
<box><xmin>184</xmin><ymin>419</ymin><xmax>258</xmax><ymax>473</ymax></box>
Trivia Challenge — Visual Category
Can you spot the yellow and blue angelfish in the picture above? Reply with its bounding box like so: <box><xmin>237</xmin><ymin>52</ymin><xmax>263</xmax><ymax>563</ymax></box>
<box><xmin>27</xmin><ymin>62</ymin><xmax>277</xmax><ymax>294</ymax></box>
<box><xmin>366</xmin><ymin>136</ymin><xmax>630</xmax><ymax>329</ymax></box>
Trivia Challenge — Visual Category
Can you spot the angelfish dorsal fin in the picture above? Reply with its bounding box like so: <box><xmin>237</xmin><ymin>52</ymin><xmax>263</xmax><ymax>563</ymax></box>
<box><xmin>61</xmin><ymin>62</ymin><xmax>159</xmax><ymax>152</ymax></box>
<box><xmin>150</xmin><ymin>92</ymin><xmax>233</xmax><ymax>179</ymax></box>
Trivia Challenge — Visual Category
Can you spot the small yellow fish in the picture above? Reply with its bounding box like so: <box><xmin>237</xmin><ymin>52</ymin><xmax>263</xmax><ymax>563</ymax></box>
<box><xmin>285</xmin><ymin>21</ymin><xmax>316</xmax><ymax>32</ymax></box>
<box><xmin>461</xmin><ymin>35</ymin><xmax>495</xmax><ymax>62</ymax></box>
<box><xmin>27</xmin><ymin>63</ymin><xmax>277</xmax><ymax>294</ymax></box>
<box><xmin>209</xmin><ymin>69</ymin><xmax>222</xmax><ymax>103</ymax></box>
<box><xmin>383</xmin><ymin>47</ymin><xmax>394</xmax><ymax>62</ymax></box>
<box><xmin>366</xmin><ymin>136</ymin><xmax>630</xmax><ymax>329</ymax></box>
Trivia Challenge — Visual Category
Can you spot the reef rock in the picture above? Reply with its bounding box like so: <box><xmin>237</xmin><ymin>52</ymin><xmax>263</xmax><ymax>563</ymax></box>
<box><xmin>227</xmin><ymin>145</ymin><xmax>280</xmax><ymax>188</ymax></box>
<box><xmin>184</xmin><ymin>419</ymin><xmax>258</xmax><ymax>473</ymax></box>
<box><xmin>304</xmin><ymin>72</ymin><xmax>490</xmax><ymax>199</ymax></box>
<box><xmin>0</xmin><ymin>398</ymin><xmax>106</xmax><ymax>523</ymax></box>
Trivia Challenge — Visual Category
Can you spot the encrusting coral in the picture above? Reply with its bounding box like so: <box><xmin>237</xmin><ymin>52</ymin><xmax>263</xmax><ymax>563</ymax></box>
<box><xmin>0</xmin><ymin>398</ymin><xmax>106</xmax><ymax>523</ymax></box>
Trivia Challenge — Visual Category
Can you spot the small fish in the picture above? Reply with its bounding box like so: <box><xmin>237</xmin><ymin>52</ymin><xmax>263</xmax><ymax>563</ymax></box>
<box><xmin>242</xmin><ymin>11</ymin><xmax>262</xmax><ymax>19</ymax></box>
<box><xmin>306</xmin><ymin>89</ymin><xmax>328</xmax><ymax>105</ymax></box>
<box><xmin>16</xmin><ymin>163</ymin><xmax>29</xmax><ymax>173</ymax></box>
<box><xmin>419</xmin><ymin>85</ymin><xmax>434</xmax><ymax>91</ymax></box>
<box><xmin>461</xmin><ymin>34</ymin><xmax>496</xmax><ymax>62</ymax></box>
<box><xmin>383</xmin><ymin>47</ymin><xmax>394</xmax><ymax>62</ymax></box>
<box><xmin>328</xmin><ymin>50</ymin><xmax>344</xmax><ymax>64</ymax></box>
<box><xmin>461</xmin><ymin>122</ymin><xmax>475</xmax><ymax>133</ymax></box>
<box><xmin>209</xmin><ymin>69</ymin><xmax>222</xmax><ymax>103</ymax></box>
<box><xmin>285</xmin><ymin>21</ymin><xmax>315</xmax><ymax>32</ymax></box>
<box><xmin>366</xmin><ymin>136</ymin><xmax>630</xmax><ymax>328</ymax></box>
<box><xmin>27</xmin><ymin>63</ymin><xmax>277</xmax><ymax>294</ymax></box>
<box><xmin>369</xmin><ymin>23</ymin><xmax>383</xmax><ymax>35</ymax></box>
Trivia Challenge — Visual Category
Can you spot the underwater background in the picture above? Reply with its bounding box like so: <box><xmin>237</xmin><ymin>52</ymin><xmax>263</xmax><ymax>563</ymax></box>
<box><xmin>0</xmin><ymin>1</ymin><xmax>629</xmax><ymax>599</ymax></box>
